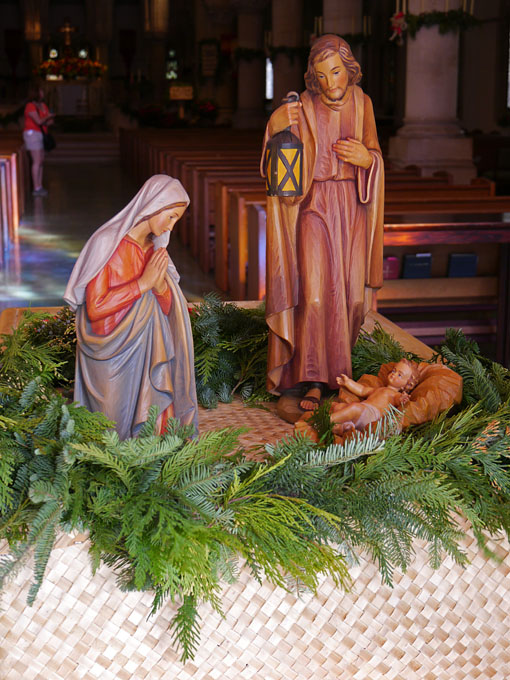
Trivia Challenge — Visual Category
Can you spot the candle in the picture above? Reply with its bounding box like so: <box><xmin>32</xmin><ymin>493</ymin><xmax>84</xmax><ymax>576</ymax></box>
<box><xmin>462</xmin><ymin>0</ymin><xmax>466</xmax><ymax>10</ymax></box>
<box><xmin>445</xmin><ymin>0</ymin><xmax>449</xmax><ymax>11</ymax></box>
<box><xmin>396</xmin><ymin>1</ymin><xmax>401</xmax><ymax>14</ymax></box>
<box><xmin>470</xmin><ymin>0</ymin><xmax>474</xmax><ymax>14</ymax></box>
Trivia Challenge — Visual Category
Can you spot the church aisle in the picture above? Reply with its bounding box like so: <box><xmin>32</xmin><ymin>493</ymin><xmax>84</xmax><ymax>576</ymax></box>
<box><xmin>0</xmin><ymin>161</ymin><xmax>219</xmax><ymax>312</ymax></box>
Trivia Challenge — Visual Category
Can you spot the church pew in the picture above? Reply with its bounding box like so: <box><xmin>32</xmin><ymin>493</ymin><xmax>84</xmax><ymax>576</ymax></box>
<box><xmin>119</xmin><ymin>128</ymin><xmax>260</xmax><ymax>183</ymax></box>
<box><xmin>243</xmin><ymin>202</ymin><xmax>510</xmax><ymax>366</ymax></box>
<box><xmin>385</xmin><ymin>179</ymin><xmax>495</xmax><ymax>205</ymax></box>
<box><xmin>244</xmin><ymin>203</ymin><xmax>510</xmax><ymax>363</ymax></box>
<box><xmin>385</xmin><ymin>177</ymin><xmax>490</xmax><ymax>193</ymax></box>
<box><xmin>0</xmin><ymin>135</ymin><xmax>28</xmax><ymax>260</ymax></box>
<box><xmin>194</xmin><ymin>161</ymin><xmax>458</xmax><ymax>281</ymax></box>
<box><xmin>163</xmin><ymin>143</ymin><xmax>260</xmax><ymax>180</ymax></box>
<box><xmin>0</xmin><ymin>134</ymin><xmax>28</xmax><ymax>222</ymax></box>
<box><xmin>134</xmin><ymin>130</ymin><xmax>261</xmax><ymax>185</ymax></box>
<box><xmin>160</xmin><ymin>149</ymin><xmax>260</xmax><ymax>246</ymax></box>
<box><xmin>247</xmin><ymin>204</ymin><xmax>267</xmax><ymax>301</ymax></box>
<box><xmin>216</xmin><ymin>181</ymin><xmax>503</xmax><ymax>298</ymax></box>
<box><xmin>241</xmin><ymin>193</ymin><xmax>491</xmax><ymax>304</ymax></box>
<box><xmin>228</xmin><ymin>189</ymin><xmax>267</xmax><ymax>301</ymax></box>
<box><xmin>213</xmin><ymin>179</ymin><xmax>266</xmax><ymax>291</ymax></box>
<box><xmin>179</xmin><ymin>157</ymin><xmax>260</xmax><ymax>254</ymax></box>
<box><xmin>192</xmin><ymin>165</ymin><xmax>261</xmax><ymax>271</ymax></box>
<box><xmin>172</xmin><ymin>154</ymin><xmax>259</xmax><ymax>247</ymax></box>
<box><xmin>188</xmin><ymin>163</ymin><xmax>258</xmax><ymax>258</ymax></box>
<box><xmin>156</xmin><ymin>151</ymin><xmax>259</xmax><ymax>248</ymax></box>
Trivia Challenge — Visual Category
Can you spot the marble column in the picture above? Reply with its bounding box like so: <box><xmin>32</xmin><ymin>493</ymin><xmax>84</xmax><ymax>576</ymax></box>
<box><xmin>232</xmin><ymin>0</ymin><xmax>268</xmax><ymax>129</ymax></box>
<box><xmin>196</xmin><ymin>0</ymin><xmax>236</xmax><ymax>125</ymax></box>
<box><xmin>143</xmin><ymin>0</ymin><xmax>170</xmax><ymax>104</ymax></box>
<box><xmin>388</xmin><ymin>0</ymin><xmax>475</xmax><ymax>183</ymax></box>
<box><xmin>22</xmin><ymin>0</ymin><xmax>49</xmax><ymax>79</ymax></box>
<box><xmin>323</xmin><ymin>0</ymin><xmax>362</xmax><ymax>36</ymax></box>
<box><xmin>271</xmin><ymin>0</ymin><xmax>304</xmax><ymax>106</ymax></box>
<box><xmin>85</xmin><ymin>0</ymin><xmax>113</xmax><ymax>68</ymax></box>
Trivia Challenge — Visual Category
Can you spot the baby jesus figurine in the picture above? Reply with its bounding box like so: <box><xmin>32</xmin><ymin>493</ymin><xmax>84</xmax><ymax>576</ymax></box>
<box><xmin>331</xmin><ymin>359</ymin><xmax>419</xmax><ymax>435</ymax></box>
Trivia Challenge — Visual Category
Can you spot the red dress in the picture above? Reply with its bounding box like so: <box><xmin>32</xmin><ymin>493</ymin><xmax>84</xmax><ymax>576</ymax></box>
<box><xmin>85</xmin><ymin>236</ymin><xmax>173</xmax><ymax>433</ymax></box>
<box><xmin>86</xmin><ymin>235</ymin><xmax>171</xmax><ymax>336</ymax></box>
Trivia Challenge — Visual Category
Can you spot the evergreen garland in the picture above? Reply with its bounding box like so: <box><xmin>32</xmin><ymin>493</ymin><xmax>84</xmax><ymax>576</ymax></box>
<box><xmin>2</xmin><ymin>308</ymin><xmax>510</xmax><ymax>660</ymax></box>
<box><xmin>268</xmin><ymin>45</ymin><xmax>309</xmax><ymax>63</ymax></box>
<box><xmin>190</xmin><ymin>294</ymin><xmax>271</xmax><ymax>407</ymax></box>
<box><xmin>350</xmin><ymin>322</ymin><xmax>423</xmax><ymax>380</ymax></box>
<box><xmin>405</xmin><ymin>9</ymin><xmax>481</xmax><ymax>38</ymax></box>
<box><xmin>437</xmin><ymin>328</ymin><xmax>510</xmax><ymax>411</ymax></box>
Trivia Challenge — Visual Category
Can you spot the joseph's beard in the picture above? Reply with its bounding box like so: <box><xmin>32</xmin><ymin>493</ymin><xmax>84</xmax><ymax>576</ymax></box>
<box><xmin>323</xmin><ymin>87</ymin><xmax>347</xmax><ymax>102</ymax></box>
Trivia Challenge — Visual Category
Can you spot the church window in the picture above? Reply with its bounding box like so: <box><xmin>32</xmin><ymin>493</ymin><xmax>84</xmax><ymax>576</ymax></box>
<box><xmin>166</xmin><ymin>49</ymin><xmax>178</xmax><ymax>80</ymax></box>
<box><xmin>266</xmin><ymin>58</ymin><xmax>273</xmax><ymax>101</ymax></box>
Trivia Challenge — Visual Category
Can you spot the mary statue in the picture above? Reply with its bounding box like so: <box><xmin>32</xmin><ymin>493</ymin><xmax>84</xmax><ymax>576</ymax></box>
<box><xmin>64</xmin><ymin>174</ymin><xmax>198</xmax><ymax>439</ymax></box>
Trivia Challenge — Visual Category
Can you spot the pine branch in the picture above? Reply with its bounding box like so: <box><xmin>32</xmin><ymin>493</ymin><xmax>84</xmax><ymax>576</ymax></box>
<box><xmin>170</xmin><ymin>595</ymin><xmax>202</xmax><ymax>662</ymax></box>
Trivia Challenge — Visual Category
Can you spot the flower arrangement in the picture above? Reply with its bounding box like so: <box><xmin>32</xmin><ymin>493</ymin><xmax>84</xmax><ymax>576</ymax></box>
<box><xmin>192</xmin><ymin>99</ymin><xmax>218</xmax><ymax>121</ymax></box>
<box><xmin>34</xmin><ymin>56</ymin><xmax>107</xmax><ymax>80</ymax></box>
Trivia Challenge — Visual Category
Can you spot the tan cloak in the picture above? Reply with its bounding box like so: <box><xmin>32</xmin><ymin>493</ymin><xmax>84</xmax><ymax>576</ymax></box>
<box><xmin>261</xmin><ymin>86</ymin><xmax>384</xmax><ymax>394</ymax></box>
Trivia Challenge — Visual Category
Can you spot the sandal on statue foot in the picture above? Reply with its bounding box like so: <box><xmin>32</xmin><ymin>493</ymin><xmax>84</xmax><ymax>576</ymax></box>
<box><xmin>299</xmin><ymin>394</ymin><xmax>321</xmax><ymax>411</ymax></box>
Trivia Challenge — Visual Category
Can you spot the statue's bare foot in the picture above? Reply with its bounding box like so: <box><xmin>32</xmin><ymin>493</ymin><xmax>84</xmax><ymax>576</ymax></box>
<box><xmin>332</xmin><ymin>421</ymin><xmax>355</xmax><ymax>435</ymax></box>
<box><xmin>300</xmin><ymin>386</ymin><xmax>322</xmax><ymax>411</ymax></box>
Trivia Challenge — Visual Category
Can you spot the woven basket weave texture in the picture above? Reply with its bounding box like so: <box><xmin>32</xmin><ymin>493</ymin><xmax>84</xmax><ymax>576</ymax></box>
<box><xmin>2</xmin><ymin>403</ymin><xmax>510</xmax><ymax>678</ymax></box>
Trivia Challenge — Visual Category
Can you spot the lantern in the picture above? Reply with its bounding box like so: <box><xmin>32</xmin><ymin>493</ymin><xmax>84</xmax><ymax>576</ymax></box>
<box><xmin>265</xmin><ymin>91</ymin><xmax>303</xmax><ymax>197</ymax></box>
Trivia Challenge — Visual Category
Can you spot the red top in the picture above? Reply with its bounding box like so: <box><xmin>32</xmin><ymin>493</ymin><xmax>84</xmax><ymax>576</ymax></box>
<box><xmin>24</xmin><ymin>101</ymin><xmax>50</xmax><ymax>133</ymax></box>
<box><xmin>86</xmin><ymin>236</ymin><xmax>172</xmax><ymax>336</ymax></box>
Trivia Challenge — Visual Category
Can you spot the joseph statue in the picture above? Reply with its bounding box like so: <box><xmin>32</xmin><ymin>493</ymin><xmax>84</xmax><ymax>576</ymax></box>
<box><xmin>261</xmin><ymin>34</ymin><xmax>384</xmax><ymax>412</ymax></box>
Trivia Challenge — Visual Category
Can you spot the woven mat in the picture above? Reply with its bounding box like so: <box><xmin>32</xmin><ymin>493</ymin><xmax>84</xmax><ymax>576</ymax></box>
<box><xmin>1</xmin><ymin>525</ymin><xmax>510</xmax><ymax>679</ymax></box>
<box><xmin>198</xmin><ymin>399</ymin><xmax>293</xmax><ymax>456</ymax></box>
<box><xmin>1</xmin><ymin>309</ymin><xmax>506</xmax><ymax>677</ymax></box>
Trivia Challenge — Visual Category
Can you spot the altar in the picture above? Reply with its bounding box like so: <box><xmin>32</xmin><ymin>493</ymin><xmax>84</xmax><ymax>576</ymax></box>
<box><xmin>37</xmin><ymin>19</ymin><xmax>107</xmax><ymax>118</ymax></box>
<box><xmin>42</xmin><ymin>79</ymin><xmax>105</xmax><ymax>117</ymax></box>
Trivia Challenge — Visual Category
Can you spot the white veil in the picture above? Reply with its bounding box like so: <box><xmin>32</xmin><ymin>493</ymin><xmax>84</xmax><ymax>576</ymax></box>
<box><xmin>64</xmin><ymin>174</ymin><xmax>189</xmax><ymax>310</ymax></box>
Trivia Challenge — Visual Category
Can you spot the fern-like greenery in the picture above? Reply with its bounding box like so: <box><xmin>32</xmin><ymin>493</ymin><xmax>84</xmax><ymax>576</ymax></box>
<box><xmin>436</xmin><ymin>328</ymin><xmax>510</xmax><ymax>411</ymax></box>
<box><xmin>191</xmin><ymin>294</ymin><xmax>271</xmax><ymax>407</ymax></box>
<box><xmin>2</xmin><ymin>309</ymin><xmax>510</xmax><ymax>661</ymax></box>
<box><xmin>350</xmin><ymin>323</ymin><xmax>424</xmax><ymax>380</ymax></box>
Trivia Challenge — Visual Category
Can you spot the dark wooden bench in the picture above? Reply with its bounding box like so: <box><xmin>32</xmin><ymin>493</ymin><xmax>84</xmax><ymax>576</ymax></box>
<box><xmin>0</xmin><ymin>133</ymin><xmax>29</xmax><ymax>265</ymax></box>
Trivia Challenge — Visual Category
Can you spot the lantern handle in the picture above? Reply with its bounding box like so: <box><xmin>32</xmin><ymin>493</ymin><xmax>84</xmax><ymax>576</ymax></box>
<box><xmin>282</xmin><ymin>91</ymin><xmax>300</xmax><ymax>104</ymax></box>
<box><xmin>281</xmin><ymin>91</ymin><xmax>300</xmax><ymax>132</ymax></box>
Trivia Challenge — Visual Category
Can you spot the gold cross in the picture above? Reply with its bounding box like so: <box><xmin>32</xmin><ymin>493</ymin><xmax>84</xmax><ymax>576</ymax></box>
<box><xmin>59</xmin><ymin>19</ymin><xmax>77</xmax><ymax>47</ymax></box>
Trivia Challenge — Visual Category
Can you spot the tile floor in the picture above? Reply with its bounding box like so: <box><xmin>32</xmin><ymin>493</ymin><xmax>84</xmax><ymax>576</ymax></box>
<box><xmin>0</xmin><ymin>162</ymin><xmax>220</xmax><ymax>312</ymax></box>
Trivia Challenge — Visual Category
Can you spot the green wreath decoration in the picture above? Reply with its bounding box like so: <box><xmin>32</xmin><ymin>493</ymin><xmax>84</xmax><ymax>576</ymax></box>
<box><xmin>405</xmin><ymin>9</ymin><xmax>481</xmax><ymax>38</ymax></box>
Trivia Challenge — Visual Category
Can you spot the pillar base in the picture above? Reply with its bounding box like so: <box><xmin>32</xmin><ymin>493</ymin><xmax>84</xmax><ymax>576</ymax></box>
<box><xmin>388</xmin><ymin>121</ymin><xmax>476</xmax><ymax>184</ymax></box>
